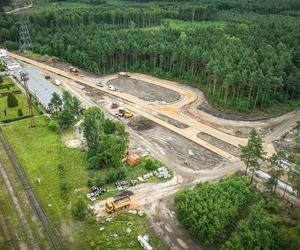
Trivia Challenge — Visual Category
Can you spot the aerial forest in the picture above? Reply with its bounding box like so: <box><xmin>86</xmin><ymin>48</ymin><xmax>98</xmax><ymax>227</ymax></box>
<box><xmin>0</xmin><ymin>0</ymin><xmax>300</xmax><ymax>112</ymax></box>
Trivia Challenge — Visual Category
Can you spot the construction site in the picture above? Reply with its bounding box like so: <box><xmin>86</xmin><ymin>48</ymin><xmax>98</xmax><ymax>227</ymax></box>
<box><xmin>0</xmin><ymin>47</ymin><xmax>298</xmax><ymax>249</ymax></box>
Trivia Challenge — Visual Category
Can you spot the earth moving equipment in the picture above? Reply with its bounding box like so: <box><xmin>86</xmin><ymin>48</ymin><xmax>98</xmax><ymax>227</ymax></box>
<box><xmin>118</xmin><ymin>72</ymin><xmax>130</xmax><ymax>77</ymax></box>
<box><xmin>69</xmin><ymin>66</ymin><xmax>78</xmax><ymax>74</ymax></box>
<box><xmin>105</xmin><ymin>195</ymin><xmax>131</xmax><ymax>213</ymax></box>
<box><xmin>119</xmin><ymin>107</ymin><xmax>133</xmax><ymax>118</ymax></box>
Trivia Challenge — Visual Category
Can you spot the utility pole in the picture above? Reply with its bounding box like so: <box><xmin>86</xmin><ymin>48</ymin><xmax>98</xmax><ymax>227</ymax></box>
<box><xmin>20</xmin><ymin>71</ymin><xmax>35</xmax><ymax>128</ymax></box>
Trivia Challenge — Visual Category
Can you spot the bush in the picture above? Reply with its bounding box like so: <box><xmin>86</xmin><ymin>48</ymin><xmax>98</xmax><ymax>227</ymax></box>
<box><xmin>72</xmin><ymin>198</ymin><xmax>86</xmax><ymax>220</ymax></box>
<box><xmin>95</xmin><ymin>175</ymin><xmax>105</xmax><ymax>187</ymax></box>
<box><xmin>1</xmin><ymin>115</ymin><xmax>31</xmax><ymax>123</ymax></box>
<box><xmin>0</xmin><ymin>76</ymin><xmax>3</xmax><ymax>84</ymax></box>
<box><xmin>47</xmin><ymin>120</ymin><xmax>58</xmax><ymax>132</ymax></box>
<box><xmin>143</xmin><ymin>157</ymin><xmax>159</xmax><ymax>171</ymax></box>
<box><xmin>59</xmin><ymin>179</ymin><xmax>69</xmax><ymax>197</ymax></box>
<box><xmin>57</xmin><ymin>164</ymin><xmax>65</xmax><ymax>176</ymax></box>
<box><xmin>17</xmin><ymin>108</ymin><xmax>23</xmax><ymax>117</ymax></box>
<box><xmin>7</xmin><ymin>93</ymin><xmax>18</xmax><ymax>108</ymax></box>
<box><xmin>58</xmin><ymin>109</ymin><xmax>75</xmax><ymax>129</ymax></box>
<box><xmin>87</xmin><ymin>214</ymin><xmax>95</xmax><ymax>224</ymax></box>
<box><xmin>105</xmin><ymin>167</ymin><xmax>127</xmax><ymax>184</ymax></box>
<box><xmin>87</xmin><ymin>178</ymin><xmax>94</xmax><ymax>188</ymax></box>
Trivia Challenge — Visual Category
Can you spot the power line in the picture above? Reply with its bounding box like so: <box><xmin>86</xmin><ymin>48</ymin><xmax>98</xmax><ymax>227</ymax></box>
<box><xmin>20</xmin><ymin>71</ymin><xmax>35</xmax><ymax>128</ymax></box>
<box><xmin>16</xmin><ymin>18</ymin><xmax>32</xmax><ymax>51</ymax></box>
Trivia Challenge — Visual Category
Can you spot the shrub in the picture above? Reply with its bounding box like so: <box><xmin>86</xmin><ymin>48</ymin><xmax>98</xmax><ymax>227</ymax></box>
<box><xmin>0</xmin><ymin>76</ymin><xmax>3</xmax><ymax>83</ymax></box>
<box><xmin>58</xmin><ymin>109</ymin><xmax>75</xmax><ymax>129</ymax></box>
<box><xmin>72</xmin><ymin>198</ymin><xmax>86</xmax><ymax>220</ymax></box>
<box><xmin>17</xmin><ymin>108</ymin><xmax>23</xmax><ymax>117</ymax></box>
<box><xmin>47</xmin><ymin>120</ymin><xmax>58</xmax><ymax>132</ymax></box>
<box><xmin>87</xmin><ymin>214</ymin><xmax>95</xmax><ymax>224</ymax></box>
<box><xmin>143</xmin><ymin>157</ymin><xmax>159</xmax><ymax>171</ymax></box>
<box><xmin>7</xmin><ymin>93</ymin><xmax>18</xmax><ymax>108</ymax></box>
<box><xmin>57</xmin><ymin>164</ymin><xmax>65</xmax><ymax>176</ymax></box>
<box><xmin>59</xmin><ymin>179</ymin><xmax>69</xmax><ymax>196</ymax></box>
<box><xmin>87</xmin><ymin>178</ymin><xmax>94</xmax><ymax>188</ymax></box>
<box><xmin>105</xmin><ymin>167</ymin><xmax>127</xmax><ymax>184</ymax></box>
<box><xmin>95</xmin><ymin>175</ymin><xmax>105</xmax><ymax>187</ymax></box>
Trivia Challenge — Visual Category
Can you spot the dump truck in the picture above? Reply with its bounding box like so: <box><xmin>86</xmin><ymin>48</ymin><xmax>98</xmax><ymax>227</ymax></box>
<box><xmin>105</xmin><ymin>195</ymin><xmax>131</xmax><ymax>213</ymax></box>
<box><xmin>119</xmin><ymin>108</ymin><xmax>133</xmax><ymax>118</ymax></box>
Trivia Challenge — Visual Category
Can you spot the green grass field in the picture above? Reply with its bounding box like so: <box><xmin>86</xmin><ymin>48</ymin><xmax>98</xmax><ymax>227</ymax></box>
<box><xmin>0</xmin><ymin>94</ymin><xmax>37</xmax><ymax>122</ymax></box>
<box><xmin>0</xmin><ymin>139</ymin><xmax>49</xmax><ymax>249</ymax></box>
<box><xmin>2</xmin><ymin>116</ymin><xmax>168</xmax><ymax>249</ymax></box>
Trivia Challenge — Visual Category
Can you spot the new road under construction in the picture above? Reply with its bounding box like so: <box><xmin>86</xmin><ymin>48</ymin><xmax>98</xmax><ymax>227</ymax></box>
<box><xmin>5</xmin><ymin>51</ymin><xmax>300</xmax><ymax>250</ymax></box>
<box><xmin>9</xmin><ymin>51</ymin><xmax>292</xmax><ymax>160</ymax></box>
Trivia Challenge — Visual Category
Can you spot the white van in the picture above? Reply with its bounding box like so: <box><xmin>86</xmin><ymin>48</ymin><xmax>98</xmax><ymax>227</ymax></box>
<box><xmin>108</xmin><ymin>85</ymin><xmax>117</xmax><ymax>91</ymax></box>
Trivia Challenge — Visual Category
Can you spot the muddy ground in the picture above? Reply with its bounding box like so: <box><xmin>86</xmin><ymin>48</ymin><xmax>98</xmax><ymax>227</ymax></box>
<box><xmin>197</xmin><ymin>132</ymin><xmax>240</xmax><ymax>157</ymax></box>
<box><xmin>108</xmin><ymin>78</ymin><xmax>180</xmax><ymax>103</ymax></box>
<box><xmin>83</xmin><ymin>86</ymin><xmax>104</xmax><ymax>102</ymax></box>
<box><xmin>156</xmin><ymin>114</ymin><xmax>189</xmax><ymax>129</ymax></box>
<box><xmin>128</xmin><ymin>116</ymin><xmax>228</xmax><ymax>170</ymax></box>
<box><xmin>198</xmin><ymin>102</ymin><xmax>272</xmax><ymax>121</ymax></box>
<box><xmin>274</xmin><ymin>127</ymin><xmax>299</xmax><ymax>155</ymax></box>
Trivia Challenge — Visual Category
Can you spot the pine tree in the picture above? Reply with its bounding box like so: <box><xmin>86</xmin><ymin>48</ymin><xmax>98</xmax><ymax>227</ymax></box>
<box><xmin>239</xmin><ymin>128</ymin><xmax>266</xmax><ymax>183</ymax></box>
<box><xmin>268</xmin><ymin>150</ymin><xmax>285</xmax><ymax>194</ymax></box>
<box><xmin>7</xmin><ymin>93</ymin><xmax>18</xmax><ymax>108</ymax></box>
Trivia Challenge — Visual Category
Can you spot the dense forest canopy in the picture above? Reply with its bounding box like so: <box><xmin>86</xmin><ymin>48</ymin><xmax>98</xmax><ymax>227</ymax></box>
<box><xmin>0</xmin><ymin>0</ymin><xmax>300</xmax><ymax>112</ymax></box>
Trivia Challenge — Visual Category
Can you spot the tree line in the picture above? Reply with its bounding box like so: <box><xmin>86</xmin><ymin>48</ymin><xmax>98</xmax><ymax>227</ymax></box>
<box><xmin>0</xmin><ymin>2</ymin><xmax>299</xmax><ymax>112</ymax></box>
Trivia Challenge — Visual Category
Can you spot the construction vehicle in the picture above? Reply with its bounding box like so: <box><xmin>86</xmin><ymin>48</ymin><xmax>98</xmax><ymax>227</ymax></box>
<box><xmin>118</xmin><ymin>72</ymin><xmax>130</xmax><ymax>77</ymax></box>
<box><xmin>69</xmin><ymin>66</ymin><xmax>78</xmax><ymax>74</ymax></box>
<box><xmin>111</xmin><ymin>103</ymin><xmax>119</xmax><ymax>109</ymax></box>
<box><xmin>118</xmin><ymin>107</ymin><xmax>133</xmax><ymax>118</ymax></box>
<box><xmin>105</xmin><ymin>195</ymin><xmax>131</xmax><ymax>213</ymax></box>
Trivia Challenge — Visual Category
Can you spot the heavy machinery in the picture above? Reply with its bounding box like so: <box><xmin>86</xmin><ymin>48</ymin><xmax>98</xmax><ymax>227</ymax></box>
<box><xmin>118</xmin><ymin>107</ymin><xmax>133</xmax><ymax>118</ymax></box>
<box><xmin>105</xmin><ymin>195</ymin><xmax>131</xmax><ymax>213</ymax></box>
<box><xmin>69</xmin><ymin>66</ymin><xmax>78</xmax><ymax>74</ymax></box>
<box><xmin>118</xmin><ymin>72</ymin><xmax>130</xmax><ymax>77</ymax></box>
<box><xmin>111</xmin><ymin>103</ymin><xmax>119</xmax><ymax>109</ymax></box>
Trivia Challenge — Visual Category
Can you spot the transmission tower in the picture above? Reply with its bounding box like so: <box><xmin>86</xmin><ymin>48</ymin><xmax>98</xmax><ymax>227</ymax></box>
<box><xmin>20</xmin><ymin>71</ymin><xmax>35</xmax><ymax>128</ymax></box>
<box><xmin>16</xmin><ymin>18</ymin><xmax>32</xmax><ymax>51</ymax></box>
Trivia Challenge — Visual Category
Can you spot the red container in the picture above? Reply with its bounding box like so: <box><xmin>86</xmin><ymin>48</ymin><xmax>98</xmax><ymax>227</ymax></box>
<box><xmin>126</xmin><ymin>155</ymin><xmax>140</xmax><ymax>167</ymax></box>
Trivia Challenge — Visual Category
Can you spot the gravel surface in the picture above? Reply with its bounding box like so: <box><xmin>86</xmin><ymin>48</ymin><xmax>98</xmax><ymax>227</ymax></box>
<box><xmin>128</xmin><ymin>117</ymin><xmax>227</xmax><ymax>170</ymax></box>
<box><xmin>108</xmin><ymin>77</ymin><xmax>180</xmax><ymax>103</ymax></box>
<box><xmin>197</xmin><ymin>132</ymin><xmax>240</xmax><ymax>157</ymax></box>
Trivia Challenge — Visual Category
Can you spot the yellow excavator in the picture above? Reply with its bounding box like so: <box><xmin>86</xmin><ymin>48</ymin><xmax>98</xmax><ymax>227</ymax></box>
<box><xmin>119</xmin><ymin>108</ymin><xmax>133</xmax><ymax>118</ymax></box>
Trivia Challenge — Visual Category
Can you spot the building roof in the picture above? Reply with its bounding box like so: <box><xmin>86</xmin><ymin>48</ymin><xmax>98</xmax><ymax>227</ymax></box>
<box><xmin>2</xmin><ymin>56</ymin><xmax>20</xmax><ymax>67</ymax></box>
<box><xmin>13</xmin><ymin>66</ymin><xmax>63</xmax><ymax>109</ymax></box>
